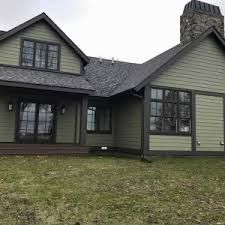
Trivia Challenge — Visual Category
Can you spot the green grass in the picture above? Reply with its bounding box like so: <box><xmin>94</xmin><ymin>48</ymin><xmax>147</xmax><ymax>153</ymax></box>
<box><xmin>1</xmin><ymin>156</ymin><xmax>225</xmax><ymax>224</ymax></box>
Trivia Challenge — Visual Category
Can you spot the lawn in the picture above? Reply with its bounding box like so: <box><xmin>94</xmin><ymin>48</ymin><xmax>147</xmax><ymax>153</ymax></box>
<box><xmin>0</xmin><ymin>156</ymin><xmax>225</xmax><ymax>225</ymax></box>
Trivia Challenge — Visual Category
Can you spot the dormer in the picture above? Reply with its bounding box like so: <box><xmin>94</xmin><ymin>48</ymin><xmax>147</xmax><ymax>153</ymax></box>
<box><xmin>0</xmin><ymin>13</ymin><xmax>89</xmax><ymax>75</ymax></box>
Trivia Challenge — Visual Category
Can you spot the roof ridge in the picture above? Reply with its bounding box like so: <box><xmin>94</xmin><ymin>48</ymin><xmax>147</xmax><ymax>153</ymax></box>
<box><xmin>89</xmin><ymin>56</ymin><xmax>140</xmax><ymax>65</ymax></box>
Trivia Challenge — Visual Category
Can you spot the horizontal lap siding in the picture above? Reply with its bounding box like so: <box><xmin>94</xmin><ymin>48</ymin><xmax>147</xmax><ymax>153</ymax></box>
<box><xmin>56</xmin><ymin>101</ymin><xmax>77</xmax><ymax>143</ymax></box>
<box><xmin>86</xmin><ymin>109</ymin><xmax>115</xmax><ymax>147</ymax></box>
<box><xmin>115</xmin><ymin>97</ymin><xmax>142</xmax><ymax>150</ymax></box>
<box><xmin>149</xmin><ymin>36</ymin><xmax>225</xmax><ymax>152</ymax></box>
<box><xmin>0</xmin><ymin>96</ymin><xmax>15</xmax><ymax>142</ymax></box>
<box><xmin>86</xmin><ymin>134</ymin><xmax>114</xmax><ymax>147</ymax></box>
<box><xmin>149</xmin><ymin>136</ymin><xmax>192</xmax><ymax>151</ymax></box>
<box><xmin>0</xmin><ymin>21</ymin><xmax>81</xmax><ymax>74</ymax></box>
<box><xmin>196</xmin><ymin>95</ymin><xmax>224</xmax><ymax>152</ymax></box>
<box><xmin>151</xmin><ymin>36</ymin><xmax>225</xmax><ymax>93</ymax></box>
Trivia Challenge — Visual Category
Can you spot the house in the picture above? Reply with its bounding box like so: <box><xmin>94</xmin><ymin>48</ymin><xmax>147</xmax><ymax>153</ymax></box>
<box><xmin>0</xmin><ymin>0</ymin><xmax>224</xmax><ymax>156</ymax></box>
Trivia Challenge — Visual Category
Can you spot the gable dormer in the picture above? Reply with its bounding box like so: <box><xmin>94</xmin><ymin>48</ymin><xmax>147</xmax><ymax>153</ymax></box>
<box><xmin>0</xmin><ymin>13</ymin><xmax>89</xmax><ymax>74</ymax></box>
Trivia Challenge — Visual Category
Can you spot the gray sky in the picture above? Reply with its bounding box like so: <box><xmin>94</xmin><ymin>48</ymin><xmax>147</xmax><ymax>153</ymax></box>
<box><xmin>0</xmin><ymin>0</ymin><xmax>224</xmax><ymax>63</ymax></box>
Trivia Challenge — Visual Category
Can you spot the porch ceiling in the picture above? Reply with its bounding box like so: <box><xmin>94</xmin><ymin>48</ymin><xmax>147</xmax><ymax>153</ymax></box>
<box><xmin>0</xmin><ymin>65</ymin><xmax>95</xmax><ymax>94</ymax></box>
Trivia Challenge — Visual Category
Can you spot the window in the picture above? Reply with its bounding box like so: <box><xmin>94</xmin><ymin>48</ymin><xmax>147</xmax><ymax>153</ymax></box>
<box><xmin>17</xmin><ymin>102</ymin><xmax>55</xmax><ymax>143</ymax></box>
<box><xmin>21</xmin><ymin>39</ymin><xmax>59</xmax><ymax>71</ymax></box>
<box><xmin>87</xmin><ymin>106</ymin><xmax>112</xmax><ymax>133</ymax></box>
<box><xmin>150</xmin><ymin>88</ymin><xmax>191</xmax><ymax>134</ymax></box>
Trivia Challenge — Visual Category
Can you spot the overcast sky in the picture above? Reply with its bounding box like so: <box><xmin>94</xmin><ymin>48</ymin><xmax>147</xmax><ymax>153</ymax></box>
<box><xmin>0</xmin><ymin>0</ymin><xmax>224</xmax><ymax>63</ymax></box>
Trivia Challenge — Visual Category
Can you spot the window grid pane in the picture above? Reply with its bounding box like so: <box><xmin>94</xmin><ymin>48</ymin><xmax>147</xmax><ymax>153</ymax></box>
<box><xmin>21</xmin><ymin>40</ymin><xmax>59</xmax><ymax>71</ymax></box>
<box><xmin>87</xmin><ymin>107</ymin><xmax>96</xmax><ymax>131</ymax></box>
<box><xmin>35</xmin><ymin>43</ymin><xmax>47</xmax><ymax>68</ymax></box>
<box><xmin>22</xmin><ymin>41</ymin><xmax>34</xmax><ymax>67</ymax></box>
<box><xmin>87</xmin><ymin>106</ymin><xmax>111</xmax><ymax>133</ymax></box>
<box><xmin>150</xmin><ymin>88</ymin><xmax>191</xmax><ymax>134</ymax></box>
<box><xmin>47</xmin><ymin>44</ymin><xmax>59</xmax><ymax>70</ymax></box>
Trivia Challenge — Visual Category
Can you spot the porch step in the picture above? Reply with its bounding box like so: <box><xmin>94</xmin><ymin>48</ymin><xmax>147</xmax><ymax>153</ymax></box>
<box><xmin>0</xmin><ymin>144</ymin><xmax>90</xmax><ymax>155</ymax></box>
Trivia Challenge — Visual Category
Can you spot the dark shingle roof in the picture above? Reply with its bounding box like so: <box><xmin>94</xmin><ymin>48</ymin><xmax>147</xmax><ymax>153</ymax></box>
<box><xmin>0</xmin><ymin>66</ymin><xmax>94</xmax><ymax>94</ymax></box>
<box><xmin>183</xmin><ymin>0</ymin><xmax>222</xmax><ymax>16</ymax></box>
<box><xmin>85</xmin><ymin>57</ymin><xmax>141</xmax><ymax>97</ymax></box>
<box><xmin>0</xmin><ymin>30</ymin><xmax>5</xmax><ymax>35</ymax></box>
<box><xmin>85</xmin><ymin>44</ymin><xmax>187</xmax><ymax>97</ymax></box>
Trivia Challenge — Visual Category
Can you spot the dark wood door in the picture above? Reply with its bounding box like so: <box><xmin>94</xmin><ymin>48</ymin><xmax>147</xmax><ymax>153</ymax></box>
<box><xmin>17</xmin><ymin>102</ymin><xmax>56</xmax><ymax>144</ymax></box>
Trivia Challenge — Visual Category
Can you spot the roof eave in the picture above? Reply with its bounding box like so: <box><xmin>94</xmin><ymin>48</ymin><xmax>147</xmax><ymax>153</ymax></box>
<box><xmin>0</xmin><ymin>80</ymin><xmax>94</xmax><ymax>95</ymax></box>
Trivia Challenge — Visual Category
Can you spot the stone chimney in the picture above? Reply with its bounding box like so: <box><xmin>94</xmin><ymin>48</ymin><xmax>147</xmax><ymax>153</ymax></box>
<box><xmin>180</xmin><ymin>0</ymin><xmax>224</xmax><ymax>44</ymax></box>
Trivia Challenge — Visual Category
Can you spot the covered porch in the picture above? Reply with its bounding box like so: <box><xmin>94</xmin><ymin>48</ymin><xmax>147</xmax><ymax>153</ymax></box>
<box><xmin>0</xmin><ymin>86</ymin><xmax>89</xmax><ymax>154</ymax></box>
<box><xmin>0</xmin><ymin>73</ymin><xmax>93</xmax><ymax>154</ymax></box>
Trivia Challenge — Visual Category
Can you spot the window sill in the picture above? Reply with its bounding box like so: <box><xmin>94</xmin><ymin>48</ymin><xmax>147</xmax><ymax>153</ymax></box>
<box><xmin>87</xmin><ymin>131</ymin><xmax>112</xmax><ymax>135</ymax></box>
<box><xmin>149</xmin><ymin>132</ymin><xmax>191</xmax><ymax>136</ymax></box>
<box><xmin>20</xmin><ymin>65</ymin><xmax>59</xmax><ymax>73</ymax></box>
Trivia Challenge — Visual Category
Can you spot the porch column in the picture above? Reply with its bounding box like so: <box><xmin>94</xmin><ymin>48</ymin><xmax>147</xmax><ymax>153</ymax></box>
<box><xmin>80</xmin><ymin>95</ymin><xmax>88</xmax><ymax>145</ymax></box>
<box><xmin>142</xmin><ymin>84</ymin><xmax>151</xmax><ymax>155</ymax></box>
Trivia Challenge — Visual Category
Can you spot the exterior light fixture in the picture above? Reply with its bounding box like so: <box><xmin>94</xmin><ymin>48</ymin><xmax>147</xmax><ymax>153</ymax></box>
<box><xmin>60</xmin><ymin>105</ymin><xmax>66</xmax><ymax>115</ymax></box>
<box><xmin>8</xmin><ymin>101</ymin><xmax>13</xmax><ymax>111</ymax></box>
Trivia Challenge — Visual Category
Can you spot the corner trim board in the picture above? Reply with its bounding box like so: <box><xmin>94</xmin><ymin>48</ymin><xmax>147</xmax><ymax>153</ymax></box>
<box><xmin>224</xmin><ymin>95</ymin><xmax>225</xmax><ymax>152</ymax></box>
<box><xmin>191</xmin><ymin>91</ymin><xmax>196</xmax><ymax>152</ymax></box>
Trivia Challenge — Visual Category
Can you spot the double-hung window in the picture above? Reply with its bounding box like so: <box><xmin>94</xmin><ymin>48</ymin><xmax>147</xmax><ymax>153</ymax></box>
<box><xmin>150</xmin><ymin>88</ymin><xmax>191</xmax><ymax>134</ymax></box>
<box><xmin>87</xmin><ymin>106</ymin><xmax>112</xmax><ymax>133</ymax></box>
<box><xmin>21</xmin><ymin>39</ymin><xmax>59</xmax><ymax>71</ymax></box>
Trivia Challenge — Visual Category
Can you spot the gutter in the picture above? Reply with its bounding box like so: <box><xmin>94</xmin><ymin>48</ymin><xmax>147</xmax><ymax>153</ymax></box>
<box><xmin>129</xmin><ymin>89</ymin><xmax>143</xmax><ymax>99</ymax></box>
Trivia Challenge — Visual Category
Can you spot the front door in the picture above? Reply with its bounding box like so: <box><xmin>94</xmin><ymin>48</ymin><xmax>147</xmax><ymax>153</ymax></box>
<box><xmin>17</xmin><ymin>102</ymin><xmax>56</xmax><ymax>144</ymax></box>
<box><xmin>196</xmin><ymin>95</ymin><xmax>224</xmax><ymax>152</ymax></box>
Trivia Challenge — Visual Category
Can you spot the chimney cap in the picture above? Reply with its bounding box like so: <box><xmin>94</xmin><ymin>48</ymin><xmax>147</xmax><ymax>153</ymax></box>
<box><xmin>182</xmin><ymin>0</ymin><xmax>222</xmax><ymax>17</ymax></box>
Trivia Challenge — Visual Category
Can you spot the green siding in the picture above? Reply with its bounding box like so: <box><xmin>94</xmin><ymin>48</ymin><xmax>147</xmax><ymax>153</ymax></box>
<box><xmin>149</xmin><ymin>136</ymin><xmax>192</xmax><ymax>151</ymax></box>
<box><xmin>0</xmin><ymin>21</ymin><xmax>81</xmax><ymax>74</ymax></box>
<box><xmin>115</xmin><ymin>97</ymin><xmax>142</xmax><ymax>150</ymax></box>
<box><xmin>196</xmin><ymin>95</ymin><xmax>224</xmax><ymax>152</ymax></box>
<box><xmin>86</xmin><ymin>134</ymin><xmax>114</xmax><ymax>147</ymax></box>
<box><xmin>56</xmin><ymin>101</ymin><xmax>77</xmax><ymax>143</ymax></box>
<box><xmin>149</xmin><ymin>36</ymin><xmax>225</xmax><ymax>152</ymax></box>
<box><xmin>0</xmin><ymin>96</ymin><xmax>15</xmax><ymax>142</ymax></box>
<box><xmin>86</xmin><ymin>109</ymin><xmax>115</xmax><ymax>147</ymax></box>
<box><xmin>151</xmin><ymin>36</ymin><xmax>225</xmax><ymax>93</ymax></box>
<box><xmin>86</xmin><ymin>97</ymin><xmax>142</xmax><ymax>150</ymax></box>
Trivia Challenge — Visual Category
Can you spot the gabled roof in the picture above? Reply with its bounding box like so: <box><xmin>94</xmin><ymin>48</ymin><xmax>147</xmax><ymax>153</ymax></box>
<box><xmin>0</xmin><ymin>30</ymin><xmax>5</xmax><ymax>36</ymax></box>
<box><xmin>85</xmin><ymin>26</ymin><xmax>225</xmax><ymax>97</ymax></box>
<box><xmin>132</xmin><ymin>26</ymin><xmax>225</xmax><ymax>92</ymax></box>
<box><xmin>112</xmin><ymin>43</ymin><xmax>188</xmax><ymax>95</ymax></box>
<box><xmin>0</xmin><ymin>13</ymin><xmax>89</xmax><ymax>65</ymax></box>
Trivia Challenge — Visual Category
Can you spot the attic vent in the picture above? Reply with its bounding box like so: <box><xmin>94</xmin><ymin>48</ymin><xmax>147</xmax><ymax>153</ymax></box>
<box><xmin>99</xmin><ymin>57</ymin><xmax>102</xmax><ymax>63</ymax></box>
<box><xmin>112</xmin><ymin>57</ymin><xmax>114</xmax><ymax>65</ymax></box>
